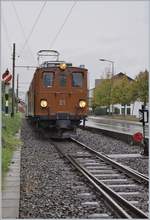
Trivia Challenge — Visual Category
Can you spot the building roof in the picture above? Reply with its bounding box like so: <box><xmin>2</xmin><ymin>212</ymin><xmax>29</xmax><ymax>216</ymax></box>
<box><xmin>112</xmin><ymin>72</ymin><xmax>133</xmax><ymax>81</ymax></box>
<box><xmin>95</xmin><ymin>72</ymin><xmax>133</xmax><ymax>87</ymax></box>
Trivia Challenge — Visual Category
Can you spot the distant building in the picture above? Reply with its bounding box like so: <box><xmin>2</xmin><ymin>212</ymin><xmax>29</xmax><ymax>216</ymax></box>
<box><xmin>95</xmin><ymin>79</ymin><xmax>103</xmax><ymax>87</ymax></box>
<box><xmin>18</xmin><ymin>98</ymin><xmax>25</xmax><ymax>113</ymax></box>
<box><xmin>112</xmin><ymin>72</ymin><xmax>133</xmax><ymax>81</ymax></box>
<box><xmin>18</xmin><ymin>91</ymin><xmax>26</xmax><ymax>101</ymax></box>
<box><xmin>88</xmin><ymin>88</ymin><xmax>95</xmax><ymax>109</ymax></box>
<box><xmin>95</xmin><ymin>72</ymin><xmax>133</xmax><ymax>87</ymax></box>
<box><xmin>89</xmin><ymin>72</ymin><xmax>146</xmax><ymax>118</ymax></box>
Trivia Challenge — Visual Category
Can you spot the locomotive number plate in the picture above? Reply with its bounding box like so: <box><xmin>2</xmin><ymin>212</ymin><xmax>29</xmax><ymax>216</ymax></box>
<box><xmin>59</xmin><ymin>99</ymin><xmax>66</xmax><ymax>105</ymax></box>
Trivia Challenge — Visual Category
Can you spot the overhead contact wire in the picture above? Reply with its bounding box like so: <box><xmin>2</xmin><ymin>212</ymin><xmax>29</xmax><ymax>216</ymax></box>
<box><xmin>11</xmin><ymin>2</ymin><xmax>36</xmax><ymax>63</ymax></box>
<box><xmin>49</xmin><ymin>1</ymin><xmax>77</xmax><ymax>48</ymax></box>
<box><xmin>19</xmin><ymin>1</ymin><xmax>47</xmax><ymax>56</ymax></box>
<box><xmin>2</xmin><ymin>15</ymin><xmax>12</xmax><ymax>53</ymax></box>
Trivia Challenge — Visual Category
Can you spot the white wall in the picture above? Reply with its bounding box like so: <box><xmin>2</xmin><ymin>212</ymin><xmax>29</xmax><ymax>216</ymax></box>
<box><xmin>113</xmin><ymin>101</ymin><xmax>147</xmax><ymax>118</ymax></box>
<box><xmin>130</xmin><ymin>102</ymin><xmax>142</xmax><ymax>117</ymax></box>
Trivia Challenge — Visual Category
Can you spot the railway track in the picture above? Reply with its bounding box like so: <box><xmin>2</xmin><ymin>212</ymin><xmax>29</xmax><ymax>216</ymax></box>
<box><xmin>53</xmin><ymin>138</ymin><xmax>149</xmax><ymax>219</ymax></box>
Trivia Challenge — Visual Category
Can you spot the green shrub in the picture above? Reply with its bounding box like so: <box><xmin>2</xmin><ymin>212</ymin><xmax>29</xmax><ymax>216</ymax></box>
<box><xmin>2</xmin><ymin>113</ymin><xmax>22</xmax><ymax>174</ymax></box>
<box><xmin>114</xmin><ymin>107</ymin><xmax>120</xmax><ymax>114</ymax></box>
<box><xmin>94</xmin><ymin>107</ymin><xmax>107</xmax><ymax>115</ymax></box>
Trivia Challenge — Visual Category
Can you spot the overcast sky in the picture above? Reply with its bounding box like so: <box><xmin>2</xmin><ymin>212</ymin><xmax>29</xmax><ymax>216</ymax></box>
<box><xmin>1</xmin><ymin>1</ymin><xmax>149</xmax><ymax>97</ymax></box>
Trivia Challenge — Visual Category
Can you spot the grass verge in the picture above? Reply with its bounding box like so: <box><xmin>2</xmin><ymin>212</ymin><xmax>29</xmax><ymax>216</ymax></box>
<box><xmin>92</xmin><ymin>114</ymin><xmax>139</xmax><ymax>122</ymax></box>
<box><xmin>2</xmin><ymin>113</ymin><xmax>22</xmax><ymax>176</ymax></box>
<box><xmin>109</xmin><ymin>115</ymin><xmax>139</xmax><ymax>122</ymax></box>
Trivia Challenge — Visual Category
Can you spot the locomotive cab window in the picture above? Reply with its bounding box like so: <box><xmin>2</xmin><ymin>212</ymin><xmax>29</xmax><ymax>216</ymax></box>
<box><xmin>72</xmin><ymin>72</ymin><xmax>83</xmax><ymax>87</ymax></box>
<box><xmin>59</xmin><ymin>73</ymin><xmax>67</xmax><ymax>87</ymax></box>
<box><xmin>43</xmin><ymin>72</ymin><xmax>54</xmax><ymax>87</ymax></box>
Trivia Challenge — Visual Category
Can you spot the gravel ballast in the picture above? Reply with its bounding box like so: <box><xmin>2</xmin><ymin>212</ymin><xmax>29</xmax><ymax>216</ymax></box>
<box><xmin>55</xmin><ymin>139</ymin><xmax>148</xmax><ymax>213</ymax></box>
<box><xmin>76</xmin><ymin>128</ymin><xmax>148</xmax><ymax>175</ymax></box>
<box><xmin>19</xmin><ymin>120</ymin><xmax>116</xmax><ymax>218</ymax></box>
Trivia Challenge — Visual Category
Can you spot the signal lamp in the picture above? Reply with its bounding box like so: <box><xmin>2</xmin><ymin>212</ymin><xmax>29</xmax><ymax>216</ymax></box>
<box><xmin>40</xmin><ymin>100</ymin><xmax>47</xmax><ymax>108</ymax></box>
<box><xmin>79</xmin><ymin>100</ymin><xmax>86</xmax><ymax>108</ymax></box>
<box><xmin>59</xmin><ymin>63</ymin><xmax>67</xmax><ymax>70</ymax></box>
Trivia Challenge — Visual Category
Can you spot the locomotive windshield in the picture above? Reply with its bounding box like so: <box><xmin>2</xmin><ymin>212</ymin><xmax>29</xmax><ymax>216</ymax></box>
<box><xmin>72</xmin><ymin>72</ymin><xmax>83</xmax><ymax>87</ymax></box>
<box><xmin>43</xmin><ymin>72</ymin><xmax>54</xmax><ymax>87</ymax></box>
<box><xmin>59</xmin><ymin>73</ymin><xmax>67</xmax><ymax>87</ymax></box>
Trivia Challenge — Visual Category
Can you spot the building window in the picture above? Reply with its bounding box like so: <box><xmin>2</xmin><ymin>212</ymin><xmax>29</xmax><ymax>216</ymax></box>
<box><xmin>127</xmin><ymin>108</ymin><xmax>130</xmax><ymax>115</ymax></box>
<box><xmin>43</xmin><ymin>72</ymin><xmax>54</xmax><ymax>87</ymax></box>
<box><xmin>121</xmin><ymin>108</ymin><xmax>125</xmax><ymax>115</ymax></box>
<box><xmin>72</xmin><ymin>72</ymin><xmax>83</xmax><ymax>87</ymax></box>
<box><xmin>59</xmin><ymin>73</ymin><xmax>67</xmax><ymax>87</ymax></box>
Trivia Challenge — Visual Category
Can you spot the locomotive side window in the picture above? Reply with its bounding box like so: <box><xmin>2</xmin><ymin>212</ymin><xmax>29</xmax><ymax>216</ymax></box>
<box><xmin>59</xmin><ymin>73</ymin><xmax>67</xmax><ymax>87</ymax></box>
<box><xmin>72</xmin><ymin>72</ymin><xmax>83</xmax><ymax>87</ymax></box>
<box><xmin>43</xmin><ymin>72</ymin><xmax>54</xmax><ymax>87</ymax></box>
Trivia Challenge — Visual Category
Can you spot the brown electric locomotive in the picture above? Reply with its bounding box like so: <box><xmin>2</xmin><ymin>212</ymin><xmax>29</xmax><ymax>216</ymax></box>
<box><xmin>25</xmin><ymin>50</ymin><xmax>88</xmax><ymax>138</ymax></box>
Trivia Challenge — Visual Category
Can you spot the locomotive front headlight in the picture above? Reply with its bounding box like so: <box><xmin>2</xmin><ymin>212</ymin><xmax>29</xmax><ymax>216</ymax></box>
<box><xmin>40</xmin><ymin>100</ymin><xmax>47</xmax><ymax>108</ymax></box>
<box><xmin>79</xmin><ymin>100</ymin><xmax>86</xmax><ymax>108</ymax></box>
<box><xmin>59</xmin><ymin>63</ymin><xmax>67</xmax><ymax>70</ymax></box>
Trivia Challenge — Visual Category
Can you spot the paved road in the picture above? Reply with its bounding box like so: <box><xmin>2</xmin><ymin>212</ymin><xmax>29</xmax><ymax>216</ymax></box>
<box><xmin>85</xmin><ymin>116</ymin><xmax>149</xmax><ymax>138</ymax></box>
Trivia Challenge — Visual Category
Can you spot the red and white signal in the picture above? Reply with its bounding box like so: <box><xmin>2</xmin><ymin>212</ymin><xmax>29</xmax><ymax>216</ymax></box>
<box><xmin>2</xmin><ymin>69</ymin><xmax>12</xmax><ymax>84</ymax></box>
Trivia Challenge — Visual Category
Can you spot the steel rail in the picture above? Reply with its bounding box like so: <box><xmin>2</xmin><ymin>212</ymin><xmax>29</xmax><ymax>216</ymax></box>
<box><xmin>67</xmin><ymin>155</ymin><xmax>131</xmax><ymax>219</ymax></box>
<box><xmin>69</xmin><ymin>155</ymin><xmax>148</xmax><ymax>219</ymax></box>
<box><xmin>71</xmin><ymin>138</ymin><xmax>149</xmax><ymax>186</ymax></box>
<box><xmin>53</xmin><ymin>142</ymin><xmax>131</xmax><ymax>219</ymax></box>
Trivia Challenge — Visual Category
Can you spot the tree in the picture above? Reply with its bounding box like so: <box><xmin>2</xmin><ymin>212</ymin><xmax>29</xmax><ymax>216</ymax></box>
<box><xmin>128</xmin><ymin>80</ymin><xmax>139</xmax><ymax>115</ymax></box>
<box><xmin>94</xmin><ymin>73</ymin><xmax>112</xmax><ymax>114</ymax></box>
<box><xmin>94</xmin><ymin>70</ymin><xmax>149</xmax><ymax>116</ymax></box>
<box><xmin>134</xmin><ymin>70</ymin><xmax>149</xmax><ymax>106</ymax></box>
<box><xmin>112</xmin><ymin>75</ymin><xmax>132</xmax><ymax>116</ymax></box>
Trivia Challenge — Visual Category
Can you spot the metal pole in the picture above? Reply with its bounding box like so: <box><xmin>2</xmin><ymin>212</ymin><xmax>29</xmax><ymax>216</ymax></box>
<box><xmin>142</xmin><ymin>105</ymin><xmax>146</xmax><ymax>140</ymax></box>
<box><xmin>16</xmin><ymin>74</ymin><xmax>19</xmax><ymax>112</ymax></box>
<box><xmin>112</xmin><ymin>61</ymin><xmax>114</xmax><ymax>76</ymax></box>
<box><xmin>11</xmin><ymin>43</ymin><xmax>15</xmax><ymax>117</ymax></box>
<box><xmin>2</xmin><ymin>81</ymin><xmax>5</xmax><ymax>112</ymax></box>
<box><xmin>99</xmin><ymin>59</ymin><xmax>115</xmax><ymax>115</ymax></box>
<box><xmin>111</xmin><ymin>61</ymin><xmax>114</xmax><ymax>114</ymax></box>
<box><xmin>141</xmin><ymin>105</ymin><xmax>148</xmax><ymax>156</ymax></box>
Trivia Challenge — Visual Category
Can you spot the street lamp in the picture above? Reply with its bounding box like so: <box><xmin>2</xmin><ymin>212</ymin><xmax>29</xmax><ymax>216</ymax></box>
<box><xmin>99</xmin><ymin>59</ymin><xmax>114</xmax><ymax>76</ymax></box>
<box><xmin>99</xmin><ymin>58</ymin><xmax>115</xmax><ymax>114</ymax></box>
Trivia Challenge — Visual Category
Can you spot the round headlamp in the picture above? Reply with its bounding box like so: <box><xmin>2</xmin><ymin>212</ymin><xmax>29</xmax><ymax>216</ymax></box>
<box><xmin>79</xmin><ymin>100</ymin><xmax>86</xmax><ymax>108</ymax></box>
<box><xmin>59</xmin><ymin>63</ymin><xmax>67</xmax><ymax>70</ymax></box>
<box><xmin>40</xmin><ymin>100</ymin><xmax>47</xmax><ymax>108</ymax></box>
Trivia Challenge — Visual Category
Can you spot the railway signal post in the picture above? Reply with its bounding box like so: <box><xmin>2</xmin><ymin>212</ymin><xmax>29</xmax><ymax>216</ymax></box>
<box><xmin>2</xmin><ymin>69</ymin><xmax>12</xmax><ymax>115</ymax></box>
<box><xmin>139</xmin><ymin>105</ymin><xmax>149</xmax><ymax>156</ymax></box>
<box><xmin>16</xmin><ymin>74</ymin><xmax>19</xmax><ymax>112</ymax></box>
<box><xmin>11</xmin><ymin>43</ymin><xmax>16</xmax><ymax>117</ymax></box>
